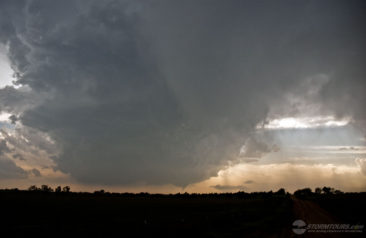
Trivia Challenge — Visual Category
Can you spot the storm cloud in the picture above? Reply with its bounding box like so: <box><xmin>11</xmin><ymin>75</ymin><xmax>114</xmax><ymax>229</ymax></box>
<box><xmin>0</xmin><ymin>158</ymin><xmax>27</xmax><ymax>179</ymax></box>
<box><xmin>0</xmin><ymin>0</ymin><xmax>365</xmax><ymax>186</ymax></box>
<box><xmin>0</xmin><ymin>139</ymin><xmax>27</xmax><ymax>179</ymax></box>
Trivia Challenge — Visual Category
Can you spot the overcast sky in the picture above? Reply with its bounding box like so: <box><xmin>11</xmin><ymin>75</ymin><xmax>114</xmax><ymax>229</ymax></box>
<box><xmin>0</xmin><ymin>0</ymin><xmax>365</xmax><ymax>193</ymax></box>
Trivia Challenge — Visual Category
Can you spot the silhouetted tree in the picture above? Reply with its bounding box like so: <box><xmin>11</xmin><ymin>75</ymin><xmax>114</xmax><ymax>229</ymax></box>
<box><xmin>41</xmin><ymin>185</ymin><xmax>53</xmax><ymax>192</ymax></box>
<box><xmin>62</xmin><ymin>186</ymin><xmax>70</xmax><ymax>192</ymax></box>
<box><xmin>334</xmin><ymin>189</ymin><xmax>343</xmax><ymax>195</ymax></box>
<box><xmin>315</xmin><ymin>187</ymin><xmax>322</xmax><ymax>194</ymax></box>
<box><xmin>28</xmin><ymin>185</ymin><xmax>39</xmax><ymax>191</ymax></box>
<box><xmin>94</xmin><ymin>189</ymin><xmax>106</xmax><ymax>195</ymax></box>
<box><xmin>322</xmin><ymin>186</ymin><xmax>335</xmax><ymax>195</ymax></box>
<box><xmin>55</xmin><ymin>186</ymin><xmax>62</xmax><ymax>193</ymax></box>
<box><xmin>294</xmin><ymin>188</ymin><xmax>312</xmax><ymax>197</ymax></box>
<box><xmin>276</xmin><ymin>188</ymin><xmax>286</xmax><ymax>195</ymax></box>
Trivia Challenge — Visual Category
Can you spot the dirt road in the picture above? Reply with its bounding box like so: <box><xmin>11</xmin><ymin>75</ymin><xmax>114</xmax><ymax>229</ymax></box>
<box><xmin>289</xmin><ymin>196</ymin><xmax>353</xmax><ymax>238</ymax></box>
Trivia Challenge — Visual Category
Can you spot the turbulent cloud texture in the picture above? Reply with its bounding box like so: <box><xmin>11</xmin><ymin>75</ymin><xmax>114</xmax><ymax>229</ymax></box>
<box><xmin>0</xmin><ymin>0</ymin><xmax>365</xmax><ymax>186</ymax></box>
<box><xmin>0</xmin><ymin>138</ymin><xmax>27</xmax><ymax>179</ymax></box>
<box><xmin>0</xmin><ymin>158</ymin><xmax>27</xmax><ymax>179</ymax></box>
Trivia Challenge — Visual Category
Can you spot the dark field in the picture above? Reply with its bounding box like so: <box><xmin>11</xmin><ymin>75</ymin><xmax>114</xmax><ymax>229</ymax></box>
<box><xmin>304</xmin><ymin>193</ymin><xmax>366</xmax><ymax>226</ymax></box>
<box><xmin>0</xmin><ymin>189</ymin><xmax>365</xmax><ymax>237</ymax></box>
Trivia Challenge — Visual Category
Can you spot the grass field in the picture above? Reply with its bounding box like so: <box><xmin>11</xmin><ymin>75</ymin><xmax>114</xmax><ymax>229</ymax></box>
<box><xmin>0</xmin><ymin>189</ymin><xmax>365</xmax><ymax>237</ymax></box>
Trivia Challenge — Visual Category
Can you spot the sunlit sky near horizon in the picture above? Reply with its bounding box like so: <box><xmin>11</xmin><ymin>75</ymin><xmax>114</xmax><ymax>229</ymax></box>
<box><xmin>0</xmin><ymin>0</ymin><xmax>365</xmax><ymax>193</ymax></box>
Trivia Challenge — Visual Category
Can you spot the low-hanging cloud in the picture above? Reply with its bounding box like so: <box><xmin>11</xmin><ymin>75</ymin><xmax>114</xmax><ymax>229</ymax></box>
<box><xmin>0</xmin><ymin>139</ymin><xmax>11</xmax><ymax>156</ymax></box>
<box><xmin>0</xmin><ymin>158</ymin><xmax>27</xmax><ymax>179</ymax></box>
<box><xmin>239</xmin><ymin>137</ymin><xmax>279</xmax><ymax>159</ymax></box>
<box><xmin>0</xmin><ymin>139</ymin><xmax>28</xmax><ymax>179</ymax></box>
<box><xmin>211</xmin><ymin>184</ymin><xmax>247</xmax><ymax>192</ymax></box>
<box><xmin>0</xmin><ymin>0</ymin><xmax>365</xmax><ymax>186</ymax></box>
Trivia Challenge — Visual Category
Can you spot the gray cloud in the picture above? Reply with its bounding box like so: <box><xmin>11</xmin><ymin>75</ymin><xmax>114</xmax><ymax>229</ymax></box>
<box><xmin>0</xmin><ymin>86</ymin><xmax>37</xmax><ymax>114</ymax></box>
<box><xmin>0</xmin><ymin>0</ymin><xmax>365</xmax><ymax>186</ymax></box>
<box><xmin>240</xmin><ymin>137</ymin><xmax>279</xmax><ymax>158</ymax></box>
<box><xmin>30</xmin><ymin>168</ymin><xmax>41</xmax><ymax>177</ymax></box>
<box><xmin>1</xmin><ymin>128</ymin><xmax>58</xmax><ymax>157</ymax></box>
<box><xmin>0</xmin><ymin>139</ymin><xmax>11</xmax><ymax>156</ymax></box>
<box><xmin>244</xmin><ymin>180</ymin><xmax>255</xmax><ymax>184</ymax></box>
<box><xmin>12</xmin><ymin>153</ymin><xmax>25</xmax><ymax>161</ymax></box>
<box><xmin>0</xmin><ymin>158</ymin><xmax>27</xmax><ymax>179</ymax></box>
<box><xmin>0</xmin><ymin>134</ymin><xmax>38</xmax><ymax>179</ymax></box>
<box><xmin>211</xmin><ymin>184</ymin><xmax>247</xmax><ymax>192</ymax></box>
<box><xmin>9</xmin><ymin>115</ymin><xmax>18</xmax><ymax>124</ymax></box>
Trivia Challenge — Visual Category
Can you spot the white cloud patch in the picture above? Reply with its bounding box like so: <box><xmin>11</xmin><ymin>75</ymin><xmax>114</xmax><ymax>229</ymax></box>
<box><xmin>0</xmin><ymin>44</ymin><xmax>16</xmax><ymax>89</ymax></box>
<box><xmin>259</xmin><ymin>116</ymin><xmax>350</xmax><ymax>129</ymax></box>
<box><xmin>0</xmin><ymin>112</ymin><xmax>12</xmax><ymax>123</ymax></box>
<box><xmin>188</xmin><ymin>162</ymin><xmax>366</xmax><ymax>193</ymax></box>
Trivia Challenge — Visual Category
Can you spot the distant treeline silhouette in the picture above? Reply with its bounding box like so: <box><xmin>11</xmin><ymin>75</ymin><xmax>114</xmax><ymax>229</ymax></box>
<box><xmin>293</xmin><ymin>186</ymin><xmax>344</xmax><ymax>197</ymax></box>
<box><xmin>0</xmin><ymin>185</ymin><xmax>363</xmax><ymax>198</ymax></box>
<box><xmin>27</xmin><ymin>185</ymin><xmax>70</xmax><ymax>193</ymax></box>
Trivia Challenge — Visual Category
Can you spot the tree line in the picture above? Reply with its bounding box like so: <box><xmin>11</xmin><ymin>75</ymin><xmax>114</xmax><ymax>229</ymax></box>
<box><xmin>0</xmin><ymin>185</ymin><xmax>361</xmax><ymax>198</ymax></box>
<box><xmin>0</xmin><ymin>185</ymin><xmax>356</xmax><ymax>197</ymax></box>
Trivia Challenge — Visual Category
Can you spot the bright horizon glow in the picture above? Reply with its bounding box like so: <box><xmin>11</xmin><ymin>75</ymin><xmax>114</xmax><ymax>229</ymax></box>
<box><xmin>258</xmin><ymin>116</ymin><xmax>350</xmax><ymax>129</ymax></box>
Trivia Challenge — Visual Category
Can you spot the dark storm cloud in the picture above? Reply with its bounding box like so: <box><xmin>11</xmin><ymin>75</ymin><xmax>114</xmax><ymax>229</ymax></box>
<box><xmin>0</xmin><ymin>0</ymin><xmax>365</xmax><ymax>186</ymax></box>
<box><xmin>0</xmin><ymin>86</ymin><xmax>40</xmax><ymax>114</ymax></box>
